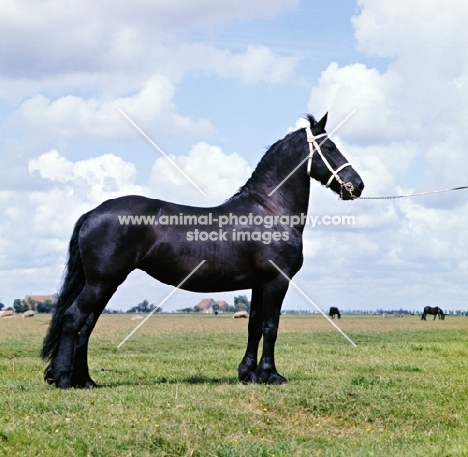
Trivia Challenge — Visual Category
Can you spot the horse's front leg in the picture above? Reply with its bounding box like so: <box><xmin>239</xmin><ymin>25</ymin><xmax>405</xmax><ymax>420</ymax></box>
<box><xmin>256</xmin><ymin>279</ymin><xmax>289</xmax><ymax>385</ymax></box>
<box><xmin>238</xmin><ymin>286</ymin><xmax>262</xmax><ymax>383</ymax></box>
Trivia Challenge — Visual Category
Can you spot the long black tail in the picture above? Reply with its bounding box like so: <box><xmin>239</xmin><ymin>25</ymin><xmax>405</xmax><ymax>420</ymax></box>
<box><xmin>41</xmin><ymin>212</ymin><xmax>89</xmax><ymax>360</ymax></box>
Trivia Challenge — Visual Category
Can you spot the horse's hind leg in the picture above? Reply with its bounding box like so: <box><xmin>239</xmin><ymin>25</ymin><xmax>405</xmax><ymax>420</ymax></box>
<box><xmin>238</xmin><ymin>286</ymin><xmax>263</xmax><ymax>383</ymax></box>
<box><xmin>49</xmin><ymin>280</ymin><xmax>122</xmax><ymax>388</ymax></box>
<box><xmin>71</xmin><ymin>310</ymin><xmax>104</xmax><ymax>388</ymax></box>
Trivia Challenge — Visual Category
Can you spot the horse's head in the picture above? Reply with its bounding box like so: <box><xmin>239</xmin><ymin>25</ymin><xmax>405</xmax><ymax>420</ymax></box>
<box><xmin>306</xmin><ymin>113</ymin><xmax>364</xmax><ymax>200</ymax></box>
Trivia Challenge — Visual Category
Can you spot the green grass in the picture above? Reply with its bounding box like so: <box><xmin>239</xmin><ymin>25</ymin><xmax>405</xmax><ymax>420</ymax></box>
<box><xmin>1</xmin><ymin>314</ymin><xmax>468</xmax><ymax>456</ymax></box>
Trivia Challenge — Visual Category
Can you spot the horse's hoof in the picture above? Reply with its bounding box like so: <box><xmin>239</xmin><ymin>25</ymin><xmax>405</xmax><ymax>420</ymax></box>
<box><xmin>51</xmin><ymin>372</ymin><xmax>74</xmax><ymax>389</ymax></box>
<box><xmin>82</xmin><ymin>379</ymin><xmax>98</xmax><ymax>389</ymax></box>
<box><xmin>56</xmin><ymin>378</ymin><xmax>73</xmax><ymax>389</ymax></box>
<box><xmin>268</xmin><ymin>373</ymin><xmax>288</xmax><ymax>385</ymax></box>
<box><xmin>72</xmin><ymin>379</ymin><xmax>98</xmax><ymax>389</ymax></box>
<box><xmin>238</xmin><ymin>358</ymin><xmax>258</xmax><ymax>383</ymax></box>
<box><xmin>257</xmin><ymin>371</ymin><xmax>288</xmax><ymax>385</ymax></box>
<box><xmin>239</xmin><ymin>370</ymin><xmax>258</xmax><ymax>384</ymax></box>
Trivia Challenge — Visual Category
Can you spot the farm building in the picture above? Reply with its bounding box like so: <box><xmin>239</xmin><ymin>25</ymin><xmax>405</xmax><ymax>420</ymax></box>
<box><xmin>21</xmin><ymin>295</ymin><xmax>57</xmax><ymax>311</ymax></box>
<box><xmin>194</xmin><ymin>298</ymin><xmax>231</xmax><ymax>313</ymax></box>
<box><xmin>215</xmin><ymin>300</ymin><xmax>230</xmax><ymax>312</ymax></box>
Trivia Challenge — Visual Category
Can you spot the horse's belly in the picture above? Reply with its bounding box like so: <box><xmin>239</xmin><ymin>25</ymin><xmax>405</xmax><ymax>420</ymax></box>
<box><xmin>138</xmin><ymin>242</ymin><xmax>255</xmax><ymax>293</ymax></box>
<box><xmin>140</xmin><ymin>262</ymin><xmax>253</xmax><ymax>293</ymax></box>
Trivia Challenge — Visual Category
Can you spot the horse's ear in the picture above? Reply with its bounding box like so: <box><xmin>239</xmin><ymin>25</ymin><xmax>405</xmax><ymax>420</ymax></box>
<box><xmin>316</xmin><ymin>112</ymin><xmax>328</xmax><ymax>131</ymax></box>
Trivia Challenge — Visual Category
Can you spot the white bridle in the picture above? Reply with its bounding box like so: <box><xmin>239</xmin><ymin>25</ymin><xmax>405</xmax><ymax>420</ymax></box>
<box><xmin>305</xmin><ymin>126</ymin><xmax>352</xmax><ymax>188</ymax></box>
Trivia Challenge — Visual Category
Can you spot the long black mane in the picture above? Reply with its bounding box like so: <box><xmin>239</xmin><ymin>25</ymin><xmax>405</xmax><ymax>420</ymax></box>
<box><xmin>229</xmin><ymin>129</ymin><xmax>302</xmax><ymax>199</ymax></box>
<box><xmin>230</xmin><ymin>114</ymin><xmax>320</xmax><ymax>200</ymax></box>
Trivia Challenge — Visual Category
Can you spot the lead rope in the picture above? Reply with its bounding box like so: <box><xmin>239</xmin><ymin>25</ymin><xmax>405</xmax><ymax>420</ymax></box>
<box><xmin>357</xmin><ymin>185</ymin><xmax>468</xmax><ymax>200</ymax></box>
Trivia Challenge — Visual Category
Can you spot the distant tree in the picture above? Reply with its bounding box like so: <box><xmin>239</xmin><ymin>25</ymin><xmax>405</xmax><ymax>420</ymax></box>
<box><xmin>126</xmin><ymin>299</ymin><xmax>161</xmax><ymax>313</ymax></box>
<box><xmin>0</xmin><ymin>302</ymin><xmax>4</xmax><ymax>311</ymax></box>
<box><xmin>234</xmin><ymin>295</ymin><xmax>250</xmax><ymax>312</ymax></box>
<box><xmin>177</xmin><ymin>307</ymin><xmax>194</xmax><ymax>313</ymax></box>
<box><xmin>37</xmin><ymin>300</ymin><xmax>55</xmax><ymax>314</ymax></box>
<box><xmin>13</xmin><ymin>299</ymin><xmax>29</xmax><ymax>314</ymax></box>
<box><xmin>139</xmin><ymin>300</ymin><xmax>152</xmax><ymax>313</ymax></box>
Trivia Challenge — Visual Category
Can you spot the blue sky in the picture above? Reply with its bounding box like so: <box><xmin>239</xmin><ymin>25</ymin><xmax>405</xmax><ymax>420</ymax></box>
<box><xmin>0</xmin><ymin>0</ymin><xmax>467</xmax><ymax>313</ymax></box>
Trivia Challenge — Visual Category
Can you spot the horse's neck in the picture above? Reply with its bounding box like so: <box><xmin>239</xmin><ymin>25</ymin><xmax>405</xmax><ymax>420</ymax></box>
<box><xmin>241</xmin><ymin>168</ymin><xmax>311</xmax><ymax>221</ymax></box>
<box><xmin>228</xmin><ymin>130</ymin><xmax>312</xmax><ymax>221</ymax></box>
<box><xmin>273</xmin><ymin>179</ymin><xmax>311</xmax><ymax>217</ymax></box>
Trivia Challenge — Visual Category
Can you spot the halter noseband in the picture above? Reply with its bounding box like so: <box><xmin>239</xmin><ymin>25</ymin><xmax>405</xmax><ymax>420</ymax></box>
<box><xmin>305</xmin><ymin>126</ymin><xmax>353</xmax><ymax>190</ymax></box>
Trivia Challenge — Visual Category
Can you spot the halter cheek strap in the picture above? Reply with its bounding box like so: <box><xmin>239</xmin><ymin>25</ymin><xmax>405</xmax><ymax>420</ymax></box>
<box><xmin>305</xmin><ymin>126</ymin><xmax>352</xmax><ymax>188</ymax></box>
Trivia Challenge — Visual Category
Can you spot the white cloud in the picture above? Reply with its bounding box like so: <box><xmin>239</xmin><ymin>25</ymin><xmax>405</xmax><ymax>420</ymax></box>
<box><xmin>353</xmin><ymin>0</ymin><xmax>467</xmax><ymax>72</ymax></box>
<box><xmin>28</xmin><ymin>150</ymin><xmax>73</xmax><ymax>183</ymax></box>
<box><xmin>12</xmin><ymin>75</ymin><xmax>215</xmax><ymax>140</ymax></box>
<box><xmin>150</xmin><ymin>142</ymin><xmax>252</xmax><ymax>205</ymax></box>
<box><xmin>0</xmin><ymin>0</ymin><xmax>300</xmax><ymax>82</ymax></box>
<box><xmin>168</xmin><ymin>44</ymin><xmax>300</xmax><ymax>85</ymax></box>
<box><xmin>29</xmin><ymin>150</ymin><xmax>144</xmax><ymax>202</ymax></box>
<box><xmin>309</xmin><ymin>62</ymin><xmax>406</xmax><ymax>144</ymax></box>
<box><xmin>211</xmin><ymin>45</ymin><xmax>299</xmax><ymax>85</ymax></box>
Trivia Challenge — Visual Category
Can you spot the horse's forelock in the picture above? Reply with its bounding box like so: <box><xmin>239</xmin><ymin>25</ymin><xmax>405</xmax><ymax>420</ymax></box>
<box><xmin>304</xmin><ymin>114</ymin><xmax>318</xmax><ymax>126</ymax></box>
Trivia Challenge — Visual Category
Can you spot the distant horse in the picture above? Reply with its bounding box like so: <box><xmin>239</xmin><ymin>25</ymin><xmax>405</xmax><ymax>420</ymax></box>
<box><xmin>329</xmin><ymin>307</ymin><xmax>341</xmax><ymax>319</ymax></box>
<box><xmin>421</xmin><ymin>306</ymin><xmax>445</xmax><ymax>321</ymax></box>
<box><xmin>41</xmin><ymin>113</ymin><xmax>364</xmax><ymax>389</ymax></box>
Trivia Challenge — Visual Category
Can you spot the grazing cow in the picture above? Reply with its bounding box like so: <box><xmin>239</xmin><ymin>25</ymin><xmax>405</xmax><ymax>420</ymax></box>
<box><xmin>233</xmin><ymin>311</ymin><xmax>249</xmax><ymax>319</ymax></box>
<box><xmin>393</xmin><ymin>312</ymin><xmax>404</xmax><ymax>318</ymax></box>
<box><xmin>329</xmin><ymin>307</ymin><xmax>341</xmax><ymax>319</ymax></box>
<box><xmin>22</xmin><ymin>310</ymin><xmax>35</xmax><ymax>318</ymax></box>
<box><xmin>1</xmin><ymin>310</ymin><xmax>14</xmax><ymax>318</ymax></box>
<box><xmin>421</xmin><ymin>306</ymin><xmax>445</xmax><ymax>321</ymax></box>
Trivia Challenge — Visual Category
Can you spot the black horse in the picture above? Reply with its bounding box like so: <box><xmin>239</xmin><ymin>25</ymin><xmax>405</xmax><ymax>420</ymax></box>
<box><xmin>329</xmin><ymin>306</ymin><xmax>341</xmax><ymax>319</ymax></box>
<box><xmin>41</xmin><ymin>113</ymin><xmax>364</xmax><ymax>388</ymax></box>
<box><xmin>421</xmin><ymin>306</ymin><xmax>445</xmax><ymax>321</ymax></box>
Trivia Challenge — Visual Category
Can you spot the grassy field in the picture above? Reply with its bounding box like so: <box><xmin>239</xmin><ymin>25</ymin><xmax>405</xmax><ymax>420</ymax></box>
<box><xmin>1</xmin><ymin>313</ymin><xmax>468</xmax><ymax>456</ymax></box>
